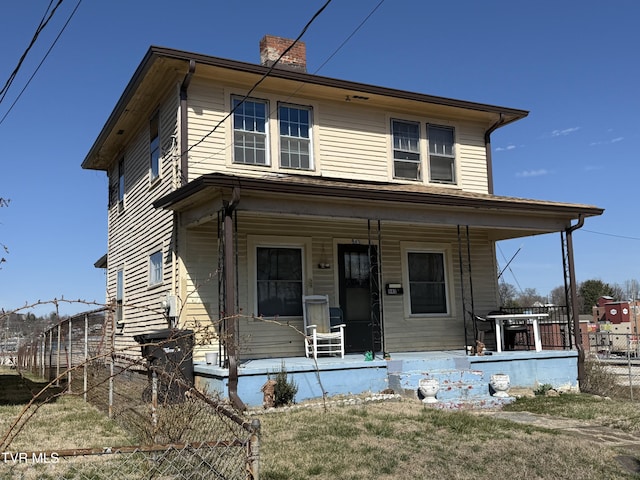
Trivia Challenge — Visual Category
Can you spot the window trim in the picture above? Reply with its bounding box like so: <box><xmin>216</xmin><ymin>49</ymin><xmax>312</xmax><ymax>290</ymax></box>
<box><xmin>232</xmin><ymin>96</ymin><xmax>270</xmax><ymax>166</ymax></box>
<box><xmin>401</xmin><ymin>242</ymin><xmax>454</xmax><ymax>318</ymax></box>
<box><xmin>115</xmin><ymin>267</ymin><xmax>124</xmax><ymax>333</ymax></box>
<box><xmin>278</xmin><ymin>102</ymin><xmax>314</xmax><ymax>171</ymax></box>
<box><xmin>149</xmin><ymin>250</ymin><xmax>163</xmax><ymax>287</ymax></box>
<box><xmin>427</xmin><ymin>124</ymin><xmax>456</xmax><ymax>185</ymax></box>
<box><xmin>149</xmin><ymin>111</ymin><xmax>160</xmax><ymax>182</ymax></box>
<box><xmin>247</xmin><ymin>235</ymin><xmax>312</xmax><ymax>319</ymax></box>
<box><xmin>391</xmin><ymin>118</ymin><xmax>422</xmax><ymax>181</ymax></box>
<box><xmin>117</xmin><ymin>157</ymin><xmax>125</xmax><ymax>209</ymax></box>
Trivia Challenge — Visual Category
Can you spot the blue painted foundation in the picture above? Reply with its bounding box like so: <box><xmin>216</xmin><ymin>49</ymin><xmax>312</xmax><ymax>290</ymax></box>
<box><xmin>194</xmin><ymin>350</ymin><xmax>578</xmax><ymax>408</ymax></box>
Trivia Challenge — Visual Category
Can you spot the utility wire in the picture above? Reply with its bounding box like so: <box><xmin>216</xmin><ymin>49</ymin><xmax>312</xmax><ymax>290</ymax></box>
<box><xmin>581</xmin><ymin>229</ymin><xmax>640</xmax><ymax>242</ymax></box>
<box><xmin>0</xmin><ymin>0</ymin><xmax>64</xmax><ymax>104</ymax></box>
<box><xmin>186</xmin><ymin>0</ymin><xmax>385</xmax><ymax>175</ymax></box>
<box><xmin>187</xmin><ymin>0</ymin><xmax>333</xmax><ymax>156</ymax></box>
<box><xmin>0</xmin><ymin>0</ymin><xmax>82</xmax><ymax>128</ymax></box>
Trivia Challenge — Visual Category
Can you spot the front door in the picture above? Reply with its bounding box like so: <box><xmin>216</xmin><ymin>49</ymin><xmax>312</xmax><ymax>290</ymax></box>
<box><xmin>338</xmin><ymin>244</ymin><xmax>381</xmax><ymax>353</ymax></box>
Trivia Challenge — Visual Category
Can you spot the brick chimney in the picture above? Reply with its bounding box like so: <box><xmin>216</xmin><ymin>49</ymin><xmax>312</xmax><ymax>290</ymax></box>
<box><xmin>259</xmin><ymin>35</ymin><xmax>307</xmax><ymax>73</ymax></box>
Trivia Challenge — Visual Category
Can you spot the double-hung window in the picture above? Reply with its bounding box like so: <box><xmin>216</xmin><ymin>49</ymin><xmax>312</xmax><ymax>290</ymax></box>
<box><xmin>149</xmin><ymin>250</ymin><xmax>162</xmax><ymax>286</ymax></box>
<box><xmin>233</xmin><ymin>97</ymin><xmax>268</xmax><ymax>165</ymax></box>
<box><xmin>256</xmin><ymin>247</ymin><xmax>303</xmax><ymax>317</ymax></box>
<box><xmin>118</xmin><ymin>158</ymin><xmax>125</xmax><ymax>204</ymax></box>
<box><xmin>149</xmin><ymin>112</ymin><xmax>160</xmax><ymax>180</ymax></box>
<box><xmin>392</xmin><ymin>119</ymin><xmax>421</xmax><ymax>180</ymax></box>
<box><xmin>279</xmin><ymin>104</ymin><xmax>312</xmax><ymax>170</ymax></box>
<box><xmin>115</xmin><ymin>268</ymin><xmax>124</xmax><ymax>332</ymax></box>
<box><xmin>407</xmin><ymin>250</ymin><xmax>449</xmax><ymax>315</ymax></box>
<box><xmin>428</xmin><ymin>125</ymin><xmax>455</xmax><ymax>184</ymax></box>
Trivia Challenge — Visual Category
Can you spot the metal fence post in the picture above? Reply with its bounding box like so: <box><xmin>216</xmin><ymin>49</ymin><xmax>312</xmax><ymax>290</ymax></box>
<box><xmin>84</xmin><ymin>314</ymin><xmax>88</xmax><ymax>402</ymax></box>
<box><xmin>68</xmin><ymin>318</ymin><xmax>73</xmax><ymax>393</ymax></box>
<box><xmin>56</xmin><ymin>323</ymin><xmax>61</xmax><ymax>386</ymax></box>
<box><xmin>248</xmin><ymin>419</ymin><xmax>261</xmax><ymax>480</ymax></box>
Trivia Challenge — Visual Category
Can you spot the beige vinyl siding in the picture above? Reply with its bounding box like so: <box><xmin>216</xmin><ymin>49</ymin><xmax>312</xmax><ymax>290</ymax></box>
<box><xmin>183</xmin><ymin>223</ymin><xmax>220</xmax><ymax>360</ymax></box>
<box><xmin>187</xmin><ymin>79</ymin><xmax>227</xmax><ymax>181</ymax></box>
<box><xmin>182</xmin><ymin>77</ymin><xmax>490</xmax><ymax>192</ymax></box>
<box><xmin>106</xmin><ymin>93</ymin><xmax>178</xmax><ymax>355</ymax></box>
<box><xmin>457</xmin><ymin>124</ymin><xmax>488</xmax><ymax>193</ymax></box>
<box><xmin>317</xmin><ymin>105</ymin><xmax>389</xmax><ymax>181</ymax></box>
<box><xmin>208</xmin><ymin>213</ymin><xmax>500</xmax><ymax>359</ymax></box>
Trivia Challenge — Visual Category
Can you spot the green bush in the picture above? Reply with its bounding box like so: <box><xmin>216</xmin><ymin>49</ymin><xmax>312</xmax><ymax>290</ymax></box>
<box><xmin>273</xmin><ymin>361</ymin><xmax>298</xmax><ymax>407</ymax></box>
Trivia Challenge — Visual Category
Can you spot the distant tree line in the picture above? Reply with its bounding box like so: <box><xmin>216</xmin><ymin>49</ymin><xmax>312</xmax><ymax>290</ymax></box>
<box><xmin>499</xmin><ymin>278</ymin><xmax>640</xmax><ymax>314</ymax></box>
<box><xmin>1</xmin><ymin>311</ymin><xmax>61</xmax><ymax>339</ymax></box>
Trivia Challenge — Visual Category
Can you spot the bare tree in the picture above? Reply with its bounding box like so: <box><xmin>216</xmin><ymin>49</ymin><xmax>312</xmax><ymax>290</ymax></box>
<box><xmin>0</xmin><ymin>197</ymin><xmax>9</xmax><ymax>268</ymax></box>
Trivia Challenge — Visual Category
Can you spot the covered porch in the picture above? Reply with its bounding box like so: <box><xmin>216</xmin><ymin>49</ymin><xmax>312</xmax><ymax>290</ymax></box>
<box><xmin>154</xmin><ymin>172</ymin><xmax>603</xmax><ymax>409</ymax></box>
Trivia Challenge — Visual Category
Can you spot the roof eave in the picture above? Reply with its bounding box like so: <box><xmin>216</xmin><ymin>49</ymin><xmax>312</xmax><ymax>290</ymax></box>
<box><xmin>153</xmin><ymin>173</ymin><xmax>604</xmax><ymax>219</ymax></box>
<box><xmin>82</xmin><ymin>46</ymin><xmax>529</xmax><ymax>171</ymax></box>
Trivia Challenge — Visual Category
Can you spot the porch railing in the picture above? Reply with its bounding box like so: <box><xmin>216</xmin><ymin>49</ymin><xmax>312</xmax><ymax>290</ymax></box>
<box><xmin>497</xmin><ymin>306</ymin><xmax>572</xmax><ymax>350</ymax></box>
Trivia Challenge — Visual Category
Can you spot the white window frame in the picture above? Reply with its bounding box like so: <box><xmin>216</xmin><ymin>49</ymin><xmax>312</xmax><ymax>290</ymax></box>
<box><xmin>401</xmin><ymin>242</ymin><xmax>454</xmax><ymax>317</ymax></box>
<box><xmin>247</xmin><ymin>236</ymin><xmax>312</xmax><ymax>319</ymax></box>
<box><xmin>427</xmin><ymin>124</ymin><xmax>456</xmax><ymax>184</ymax></box>
<box><xmin>232</xmin><ymin>96</ymin><xmax>270</xmax><ymax>166</ymax></box>
<box><xmin>149</xmin><ymin>111</ymin><xmax>160</xmax><ymax>181</ymax></box>
<box><xmin>115</xmin><ymin>268</ymin><xmax>124</xmax><ymax>333</ymax></box>
<box><xmin>278</xmin><ymin>103</ymin><xmax>313</xmax><ymax>170</ymax></box>
<box><xmin>117</xmin><ymin>157</ymin><xmax>125</xmax><ymax>209</ymax></box>
<box><xmin>149</xmin><ymin>250</ymin><xmax>163</xmax><ymax>287</ymax></box>
<box><xmin>391</xmin><ymin>119</ymin><xmax>421</xmax><ymax>180</ymax></box>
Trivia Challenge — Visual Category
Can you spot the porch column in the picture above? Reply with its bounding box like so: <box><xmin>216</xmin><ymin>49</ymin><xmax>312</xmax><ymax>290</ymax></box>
<box><xmin>566</xmin><ymin>216</ymin><xmax>585</xmax><ymax>385</ymax></box>
<box><xmin>224</xmin><ymin>187</ymin><xmax>245</xmax><ymax>411</ymax></box>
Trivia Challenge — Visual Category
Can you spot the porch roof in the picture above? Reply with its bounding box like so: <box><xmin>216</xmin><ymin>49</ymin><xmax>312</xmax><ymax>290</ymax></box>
<box><xmin>155</xmin><ymin>172</ymin><xmax>602</xmax><ymax>217</ymax></box>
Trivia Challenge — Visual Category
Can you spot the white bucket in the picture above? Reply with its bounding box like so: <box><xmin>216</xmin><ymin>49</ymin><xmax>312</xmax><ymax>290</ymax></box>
<box><xmin>205</xmin><ymin>352</ymin><xmax>218</xmax><ymax>365</ymax></box>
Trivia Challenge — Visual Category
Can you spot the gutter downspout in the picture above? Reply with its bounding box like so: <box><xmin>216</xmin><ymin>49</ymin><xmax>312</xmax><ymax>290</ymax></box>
<box><xmin>224</xmin><ymin>187</ymin><xmax>245</xmax><ymax>411</ymax></box>
<box><xmin>566</xmin><ymin>214</ymin><xmax>586</xmax><ymax>386</ymax></box>
<box><xmin>484</xmin><ymin>114</ymin><xmax>504</xmax><ymax>195</ymax></box>
<box><xmin>179</xmin><ymin>60</ymin><xmax>196</xmax><ymax>186</ymax></box>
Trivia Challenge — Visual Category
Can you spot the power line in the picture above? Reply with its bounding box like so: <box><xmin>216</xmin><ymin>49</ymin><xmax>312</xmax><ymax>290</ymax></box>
<box><xmin>0</xmin><ymin>0</ymin><xmax>64</xmax><ymax>105</ymax></box>
<box><xmin>581</xmin><ymin>229</ymin><xmax>640</xmax><ymax>242</ymax></box>
<box><xmin>312</xmin><ymin>0</ymin><xmax>385</xmax><ymax>74</ymax></box>
<box><xmin>186</xmin><ymin>0</ymin><xmax>333</xmax><ymax>157</ymax></box>
<box><xmin>185</xmin><ymin>0</ymin><xmax>385</xmax><ymax>175</ymax></box>
<box><xmin>0</xmin><ymin>0</ymin><xmax>83</xmax><ymax>128</ymax></box>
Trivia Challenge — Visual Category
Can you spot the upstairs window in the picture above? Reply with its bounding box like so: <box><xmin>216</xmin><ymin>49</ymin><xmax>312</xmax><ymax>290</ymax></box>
<box><xmin>150</xmin><ymin>112</ymin><xmax>160</xmax><ymax>180</ymax></box>
<box><xmin>428</xmin><ymin>125</ymin><xmax>455</xmax><ymax>184</ymax></box>
<box><xmin>392</xmin><ymin>120</ymin><xmax>421</xmax><ymax>180</ymax></box>
<box><xmin>118</xmin><ymin>158</ymin><xmax>125</xmax><ymax>204</ymax></box>
<box><xmin>279</xmin><ymin>104</ymin><xmax>312</xmax><ymax>170</ymax></box>
<box><xmin>233</xmin><ymin>97</ymin><xmax>268</xmax><ymax>165</ymax></box>
<box><xmin>115</xmin><ymin>268</ymin><xmax>124</xmax><ymax>332</ymax></box>
<box><xmin>149</xmin><ymin>250</ymin><xmax>163</xmax><ymax>286</ymax></box>
<box><xmin>256</xmin><ymin>247</ymin><xmax>303</xmax><ymax>317</ymax></box>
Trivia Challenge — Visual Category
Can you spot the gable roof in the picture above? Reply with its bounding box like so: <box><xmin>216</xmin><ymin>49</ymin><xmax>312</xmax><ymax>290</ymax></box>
<box><xmin>82</xmin><ymin>45</ymin><xmax>529</xmax><ymax>171</ymax></box>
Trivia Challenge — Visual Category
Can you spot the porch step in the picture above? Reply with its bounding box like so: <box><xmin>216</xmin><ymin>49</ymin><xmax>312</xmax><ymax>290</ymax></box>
<box><xmin>386</xmin><ymin>357</ymin><xmax>514</xmax><ymax>409</ymax></box>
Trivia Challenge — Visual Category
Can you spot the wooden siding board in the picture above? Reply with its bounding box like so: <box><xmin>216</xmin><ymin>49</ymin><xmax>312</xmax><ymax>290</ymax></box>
<box><xmin>184</xmin><ymin>213</ymin><xmax>501</xmax><ymax>359</ymax></box>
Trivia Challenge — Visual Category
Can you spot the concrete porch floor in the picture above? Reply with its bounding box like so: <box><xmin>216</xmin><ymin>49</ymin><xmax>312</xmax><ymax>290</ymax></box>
<box><xmin>194</xmin><ymin>349</ymin><xmax>579</xmax><ymax>408</ymax></box>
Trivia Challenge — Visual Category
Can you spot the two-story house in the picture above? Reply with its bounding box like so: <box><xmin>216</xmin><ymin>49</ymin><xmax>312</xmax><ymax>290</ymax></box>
<box><xmin>82</xmin><ymin>36</ymin><xmax>603</xmax><ymax>408</ymax></box>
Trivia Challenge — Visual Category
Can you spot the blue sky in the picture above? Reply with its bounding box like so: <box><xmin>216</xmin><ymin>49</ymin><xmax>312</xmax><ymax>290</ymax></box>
<box><xmin>1</xmin><ymin>0</ymin><xmax>638</xmax><ymax>316</ymax></box>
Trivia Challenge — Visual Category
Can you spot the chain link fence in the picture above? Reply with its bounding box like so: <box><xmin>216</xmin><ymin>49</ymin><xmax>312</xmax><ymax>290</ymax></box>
<box><xmin>6</xmin><ymin>309</ymin><xmax>259</xmax><ymax>479</ymax></box>
<box><xmin>584</xmin><ymin>332</ymin><xmax>640</xmax><ymax>401</ymax></box>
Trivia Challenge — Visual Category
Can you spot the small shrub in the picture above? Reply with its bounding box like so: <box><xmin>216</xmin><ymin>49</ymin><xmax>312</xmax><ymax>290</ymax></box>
<box><xmin>582</xmin><ymin>359</ymin><xmax>624</xmax><ymax>398</ymax></box>
<box><xmin>273</xmin><ymin>361</ymin><xmax>298</xmax><ymax>407</ymax></box>
<box><xmin>534</xmin><ymin>383</ymin><xmax>553</xmax><ymax>396</ymax></box>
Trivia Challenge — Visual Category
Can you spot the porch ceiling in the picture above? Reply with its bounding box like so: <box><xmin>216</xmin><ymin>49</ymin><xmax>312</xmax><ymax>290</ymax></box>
<box><xmin>154</xmin><ymin>172</ymin><xmax>604</xmax><ymax>236</ymax></box>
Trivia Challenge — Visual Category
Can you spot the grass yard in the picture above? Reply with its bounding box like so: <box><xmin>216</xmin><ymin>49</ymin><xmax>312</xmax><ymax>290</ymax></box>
<box><xmin>0</xmin><ymin>368</ymin><xmax>133</xmax><ymax>452</ymax></box>
<box><xmin>258</xmin><ymin>396</ymin><xmax>640</xmax><ymax>480</ymax></box>
<box><xmin>3</xmin><ymin>364</ymin><xmax>640</xmax><ymax>479</ymax></box>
